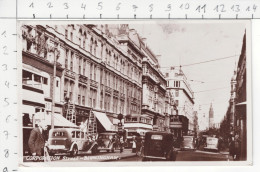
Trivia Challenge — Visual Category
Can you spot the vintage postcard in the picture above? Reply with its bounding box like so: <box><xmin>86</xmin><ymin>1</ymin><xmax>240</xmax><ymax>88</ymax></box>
<box><xmin>18</xmin><ymin>20</ymin><xmax>252</xmax><ymax>166</ymax></box>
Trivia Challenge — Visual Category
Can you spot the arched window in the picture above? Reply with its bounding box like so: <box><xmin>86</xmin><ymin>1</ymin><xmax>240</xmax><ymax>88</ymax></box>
<box><xmin>94</xmin><ymin>40</ymin><xmax>97</xmax><ymax>56</ymax></box>
<box><xmin>90</xmin><ymin>37</ymin><xmax>93</xmax><ymax>53</ymax></box>
<box><xmin>83</xmin><ymin>32</ymin><xmax>86</xmax><ymax>49</ymax></box>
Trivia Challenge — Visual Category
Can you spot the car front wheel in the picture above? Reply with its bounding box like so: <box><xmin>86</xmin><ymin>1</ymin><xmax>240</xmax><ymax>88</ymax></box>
<box><xmin>70</xmin><ymin>146</ymin><xmax>78</xmax><ymax>157</ymax></box>
<box><xmin>91</xmin><ymin>145</ymin><xmax>98</xmax><ymax>155</ymax></box>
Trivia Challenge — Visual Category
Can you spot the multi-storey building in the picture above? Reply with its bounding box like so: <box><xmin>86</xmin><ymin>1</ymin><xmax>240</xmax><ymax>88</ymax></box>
<box><xmin>21</xmin><ymin>24</ymin><xmax>142</xmax><ymax>135</ymax></box>
<box><xmin>235</xmin><ymin>32</ymin><xmax>247</xmax><ymax>160</ymax></box>
<box><xmin>21</xmin><ymin>25</ymin><xmax>78</xmax><ymax>155</ymax></box>
<box><xmin>163</xmin><ymin>67</ymin><xmax>195</xmax><ymax>136</ymax></box>
<box><xmin>107</xmin><ymin>24</ymin><xmax>169</xmax><ymax>134</ymax></box>
<box><xmin>140</xmin><ymin>38</ymin><xmax>169</xmax><ymax>132</ymax></box>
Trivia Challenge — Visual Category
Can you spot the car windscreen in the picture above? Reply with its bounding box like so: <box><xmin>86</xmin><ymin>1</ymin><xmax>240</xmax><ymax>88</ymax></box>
<box><xmin>52</xmin><ymin>131</ymin><xmax>66</xmax><ymax>137</ymax></box>
<box><xmin>98</xmin><ymin>135</ymin><xmax>111</xmax><ymax>139</ymax></box>
<box><xmin>151</xmin><ymin>135</ymin><xmax>163</xmax><ymax>140</ymax></box>
<box><xmin>184</xmin><ymin>137</ymin><xmax>193</xmax><ymax>141</ymax></box>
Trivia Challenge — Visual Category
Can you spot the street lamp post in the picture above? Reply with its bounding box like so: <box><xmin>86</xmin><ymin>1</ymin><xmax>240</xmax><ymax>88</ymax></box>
<box><xmin>51</xmin><ymin>40</ymin><xmax>59</xmax><ymax>129</ymax></box>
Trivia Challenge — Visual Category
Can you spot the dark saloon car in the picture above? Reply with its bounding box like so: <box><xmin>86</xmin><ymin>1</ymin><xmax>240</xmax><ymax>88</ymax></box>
<box><xmin>180</xmin><ymin>136</ymin><xmax>196</xmax><ymax>151</ymax></box>
<box><xmin>142</xmin><ymin>131</ymin><xmax>178</xmax><ymax>161</ymax></box>
<box><xmin>97</xmin><ymin>133</ymin><xmax>121</xmax><ymax>153</ymax></box>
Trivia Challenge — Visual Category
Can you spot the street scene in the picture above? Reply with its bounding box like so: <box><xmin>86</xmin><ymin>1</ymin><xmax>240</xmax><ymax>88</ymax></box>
<box><xmin>20</xmin><ymin>21</ymin><xmax>249</xmax><ymax>164</ymax></box>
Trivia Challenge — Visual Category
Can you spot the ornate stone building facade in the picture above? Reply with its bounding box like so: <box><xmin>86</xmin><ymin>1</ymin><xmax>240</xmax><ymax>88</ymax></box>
<box><xmin>21</xmin><ymin>24</ymin><xmax>142</xmax><ymax>133</ymax></box>
<box><xmin>21</xmin><ymin>23</ymin><xmax>174</xmax><ymax>140</ymax></box>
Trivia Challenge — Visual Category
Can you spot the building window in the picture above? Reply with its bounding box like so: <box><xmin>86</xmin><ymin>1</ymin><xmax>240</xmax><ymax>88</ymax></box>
<box><xmin>83</xmin><ymin>39</ymin><xmax>86</xmax><ymax>49</ymax></box>
<box><xmin>70</xmin><ymin>52</ymin><xmax>74</xmax><ymax>71</ymax></box>
<box><xmin>65</xmin><ymin>29</ymin><xmax>68</xmax><ymax>39</ymax></box>
<box><xmin>90</xmin><ymin>63</ymin><xmax>93</xmax><ymax>79</ymax></box>
<box><xmin>79</xmin><ymin>38</ymin><xmax>81</xmax><ymax>47</ymax></box>
<box><xmin>113</xmin><ymin>76</ymin><xmax>115</xmax><ymax>88</ymax></box>
<box><xmin>82</xmin><ymin>96</ymin><xmax>85</xmax><ymax>106</ymax></box>
<box><xmin>175</xmin><ymin>90</ymin><xmax>179</xmax><ymax>97</ymax></box>
<box><xmin>34</xmin><ymin>74</ymin><xmax>41</xmax><ymax>83</ymax></box>
<box><xmin>100</xmin><ymin>69</ymin><xmax>103</xmax><ymax>84</ymax></box>
<box><xmin>94</xmin><ymin>66</ymin><xmax>96</xmax><ymax>81</ymax></box>
<box><xmin>104</xmin><ymin>72</ymin><xmax>107</xmax><ymax>86</ymax></box>
<box><xmin>83</xmin><ymin>60</ymin><xmax>86</xmax><ymax>75</ymax></box>
<box><xmin>78</xmin><ymin>95</ymin><xmax>81</xmax><ymax>105</ymax></box>
<box><xmin>43</xmin><ymin>77</ymin><xmax>48</xmax><ymax>85</ymax></box>
<box><xmin>100</xmin><ymin>94</ymin><xmax>103</xmax><ymax>109</ymax></box>
<box><xmin>167</xmin><ymin>81</ymin><xmax>169</xmax><ymax>87</ymax></box>
<box><xmin>56</xmin><ymin>80</ymin><xmax>59</xmax><ymax>87</ymax></box>
<box><xmin>108</xmin><ymin>73</ymin><xmax>110</xmax><ymax>87</ymax></box>
<box><xmin>175</xmin><ymin>100</ymin><xmax>179</xmax><ymax>106</ymax></box>
<box><xmin>93</xmin><ymin>99</ymin><xmax>96</xmax><ymax>108</ymax></box>
<box><xmin>65</xmin><ymin>49</ymin><xmax>69</xmax><ymax>69</ymax></box>
<box><xmin>79</xmin><ymin>61</ymin><xmax>81</xmax><ymax>74</ymax></box>
<box><xmin>70</xmin><ymin>32</ymin><xmax>73</xmax><ymax>41</ymax></box>
<box><xmin>69</xmin><ymin>92</ymin><xmax>72</xmax><ymax>101</ymax></box>
<box><xmin>89</xmin><ymin>98</ymin><xmax>92</xmax><ymax>107</ymax></box>
<box><xmin>116</xmin><ymin>78</ymin><xmax>118</xmax><ymax>90</ymax></box>
<box><xmin>23</xmin><ymin>70</ymin><xmax>32</xmax><ymax>83</ymax></box>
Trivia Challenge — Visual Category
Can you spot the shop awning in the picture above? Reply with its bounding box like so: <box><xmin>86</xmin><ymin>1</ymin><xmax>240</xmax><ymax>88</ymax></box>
<box><xmin>93</xmin><ymin>111</ymin><xmax>117</xmax><ymax>132</ymax></box>
<box><xmin>236</xmin><ymin>101</ymin><xmax>247</xmax><ymax>106</ymax></box>
<box><xmin>34</xmin><ymin>112</ymin><xmax>78</xmax><ymax>128</ymax></box>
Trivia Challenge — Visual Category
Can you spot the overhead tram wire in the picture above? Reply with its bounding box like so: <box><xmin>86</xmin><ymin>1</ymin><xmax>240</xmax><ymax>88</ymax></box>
<box><xmin>160</xmin><ymin>54</ymin><xmax>238</xmax><ymax>68</ymax></box>
<box><xmin>193</xmin><ymin>86</ymin><xmax>230</xmax><ymax>93</ymax></box>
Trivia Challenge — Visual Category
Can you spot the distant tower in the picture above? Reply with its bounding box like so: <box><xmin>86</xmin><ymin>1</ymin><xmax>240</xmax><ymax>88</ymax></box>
<box><xmin>209</xmin><ymin>103</ymin><xmax>214</xmax><ymax>128</ymax></box>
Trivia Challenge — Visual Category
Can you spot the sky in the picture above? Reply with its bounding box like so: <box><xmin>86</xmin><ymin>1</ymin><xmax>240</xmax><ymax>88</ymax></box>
<box><xmin>130</xmin><ymin>20</ymin><xmax>249</xmax><ymax>130</ymax></box>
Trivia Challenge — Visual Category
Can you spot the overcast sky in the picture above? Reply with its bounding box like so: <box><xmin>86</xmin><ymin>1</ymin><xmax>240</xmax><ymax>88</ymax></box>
<box><xmin>130</xmin><ymin>20</ymin><xmax>249</xmax><ymax>130</ymax></box>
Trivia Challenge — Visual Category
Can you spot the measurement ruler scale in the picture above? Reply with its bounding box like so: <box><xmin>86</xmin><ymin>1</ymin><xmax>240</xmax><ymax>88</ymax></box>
<box><xmin>0</xmin><ymin>0</ymin><xmax>259</xmax><ymax>171</ymax></box>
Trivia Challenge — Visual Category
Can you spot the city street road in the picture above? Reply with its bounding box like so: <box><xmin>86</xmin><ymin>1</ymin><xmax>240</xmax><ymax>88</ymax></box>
<box><xmin>117</xmin><ymin>150</ymin><xmax>229</xmax><ymax>161</ymax></box>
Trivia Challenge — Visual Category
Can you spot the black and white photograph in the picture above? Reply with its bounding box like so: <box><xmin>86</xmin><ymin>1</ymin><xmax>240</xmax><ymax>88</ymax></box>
<box><xmin>18</xmin><ymin>20</ymin><xmax>251</xmax><ymax>166</ymax></box>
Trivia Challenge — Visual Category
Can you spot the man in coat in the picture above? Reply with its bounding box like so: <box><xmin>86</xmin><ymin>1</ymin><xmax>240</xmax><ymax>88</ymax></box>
<box><xmin>28</xmin><ymin>121</ymin><xmax>48</xmax><ymax>156</ymax></box>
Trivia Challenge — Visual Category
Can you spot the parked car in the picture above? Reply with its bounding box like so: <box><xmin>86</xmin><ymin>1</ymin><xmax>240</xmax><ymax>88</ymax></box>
<box><xmin>47</xmin><ymin>128</ymin><xmax>98</xmax><ymax>157</ymax></box>
<box><xmin>180</xmin><ymin>136</ymin><xmax>196</xmax><ymax>151</ymax></box>
<box><xmin>97</xmin><ymin>133</ymin><xmax>120</xmax><ymax>153</ymax></box>
<box><xmin>204</xmin><ymin>137</ymin><xmax>219</xmax><ymax>152</ymax></box>
<box><xmin>142</xmin><ymin>131</ymin><xmax>178</xmax><ymax>161</ymax></box>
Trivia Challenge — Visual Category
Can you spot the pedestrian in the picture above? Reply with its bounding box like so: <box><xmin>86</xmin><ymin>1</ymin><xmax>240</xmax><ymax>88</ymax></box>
<box><xmin>28</xmin><ymin>121</ymin><xmax>48</xmax><ymax>161</ymax></box>
<box><xmin>119</xmin><ymin>136</ymin><xmax>124</xmax><ymax>153</ymax></box>
<box><xmin>135</xmin><ymin>134</ymin><xmax>142</xmax><ymax>156</ymax></box>
<box><xmin>132</xmin><ymin>136</ymin><xmax>136</xmax><ymax>153</ymax></box>
<box><xmin>234</xmin><ymin>134</ymin><xmax>241</xmax><ymax>160</ymax></box>
<box><xmin>229</xmin><ymin>136</ymin><xmax>235</xmax><ymax>160</ymax></box>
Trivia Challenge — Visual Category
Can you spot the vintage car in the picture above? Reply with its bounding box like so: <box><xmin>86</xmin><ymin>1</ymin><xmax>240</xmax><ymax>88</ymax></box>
<box><xmin>142</xmin><ymin>132</ymin><xmax>178</xmax><ymax>161</ymax></box>
<box><xmin>180</xmin><ymin>136</ymin><xmax>196</xmax><ymax>151</ymax></box>
<box><xmin>204</xmin><ymin>137</ymin><xmax>219</xmax><ymax>152</ymax></box>
<box><xmin>47</xmin><ymin>128</ymin><xmax>98</xmax><ymax>157</ymax></box>
<box><xmin>97</xmin><ymin>133</ymin><xmax>121</xmax><ymax>153</ymax></box>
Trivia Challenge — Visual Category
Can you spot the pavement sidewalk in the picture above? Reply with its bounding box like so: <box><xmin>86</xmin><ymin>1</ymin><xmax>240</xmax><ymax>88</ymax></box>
<box><xmin>101</xmin><ymin>148</ymin><xmax>137</xmax><ymax>162</ymax></box>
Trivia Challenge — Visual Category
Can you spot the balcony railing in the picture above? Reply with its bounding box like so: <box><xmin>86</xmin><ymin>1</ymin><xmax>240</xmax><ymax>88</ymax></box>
<box><xmin>79</xmin><ymin>74</ymin><xmax>88</xmax><ymax>85</ymax></box>
<box><xmin>131</xmin><ymin>97</ymin><xmax>137</xmax><ymax>103</ymax></box>
<box><xmin>90</xmin><ymin>79</ymin><xmax>98</xmax><ymax>88</ymax></box>
<box><xmin>113</xmin><ymin>90</ymin><xmax>119</xmax><ymax>97</ymax></box>
<box><xmin>105</xmin><ymin>86</ymin><xmax>112</xmax><ymax>94</ymax></box>
<box><xmin>65</xmin><ymin>69</ymin><xmax>76</xmax><ymax>79</ymax></box>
